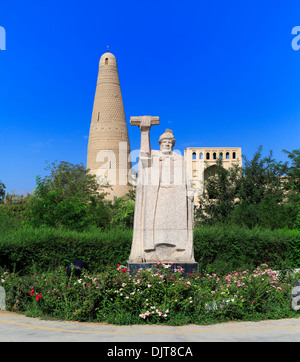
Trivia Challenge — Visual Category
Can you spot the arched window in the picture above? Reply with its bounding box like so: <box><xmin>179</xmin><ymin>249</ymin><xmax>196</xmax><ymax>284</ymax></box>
<box><xmin>226</xmin><ymin>152</ymin><xmax>230</xmax><ymax>159</ymax></box>
<box><xmin>199</xmin><ymin>152</ymin><xmax>203</xmax><ymax>159</ymax></box>
<box><xmin>105</xmin><ymin>58</ymin><xmax>109</xmax><ymax>65</ymax></box>
<box><xmin>219</xmin><ymin>152</ymin><xmax>223</xmax><ymax>159</ymax></box>
<box><xmin>192</xmin><ymin>152</ymin><xmax>196</xmax><ymax>160</ymax></box>
<box><xmin>206</xmin><ymin>152</ymin><xmax>210</xmax><ymax>160</ymax></box>
<box><xmin>213</xmin><ymin>152</ymin><xmax>217</xmax><ymax>160</ymax></box>
<box><xmin>232</xmin><ymin>152</ymin><xmax>236</xmax><ymax>159</ymax></box>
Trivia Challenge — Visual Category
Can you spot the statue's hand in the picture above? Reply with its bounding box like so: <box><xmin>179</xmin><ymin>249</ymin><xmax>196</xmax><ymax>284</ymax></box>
<box><xmin>139</xmin><ymin>117</ymin><xmax>152</xmax><ymax>132</ymax></box>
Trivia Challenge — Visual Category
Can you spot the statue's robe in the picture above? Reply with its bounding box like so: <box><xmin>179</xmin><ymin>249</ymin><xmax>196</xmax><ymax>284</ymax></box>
<box><xmin>129</xmin><ymin>150</ymin><xmax>194</xmax><ymax>262</ymax></box>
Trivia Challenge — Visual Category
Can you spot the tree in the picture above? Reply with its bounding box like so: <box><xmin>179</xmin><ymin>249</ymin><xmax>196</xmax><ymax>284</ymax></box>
<box><xmin>197</xmin><ymin>146</ymin><xmax>298</xmax><ymax>229</ymax></box>
<box><xmin>110</xmin><ymin>195</ymin><xmax>135</xmax><ymax>229</ymax></box>
<box><xmin>38</xmin><ymin>161</ymin><xmax>102</xmax><ymax>201</ymax></box>
<box><xmin>231</xmin><ymin>146</ymin><xmax>295</xmax><ymax>229</ymax></box>
<box><xmin>282</xmin><ymin>148</ymin><xmax>300</xmax><ymax>201</ymax></box>
<box><xmin>238</xmin><ymin>146</ymin><xmax>286</xmax><ymax>205</ymax></box>
<box><xmin>196</xmin><ymin>158</ymin><xmax>242</xmax><ymax>224</ymax></box>
<box><xmin>26</xmin><ymin>161</ymin><xmax>110</xmax><ymax>230</ymax></box>
<box><xmin>0</xmin><ymin>181</ymin><xmax>5</xmax><ymax>203</ymax></box>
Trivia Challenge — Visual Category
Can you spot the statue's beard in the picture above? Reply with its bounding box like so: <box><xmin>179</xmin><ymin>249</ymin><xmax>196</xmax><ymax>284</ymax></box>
<box><xmin>161</xmin><ymin>149</ymin><xmax>172</xmax><ymax>155</ymax></box>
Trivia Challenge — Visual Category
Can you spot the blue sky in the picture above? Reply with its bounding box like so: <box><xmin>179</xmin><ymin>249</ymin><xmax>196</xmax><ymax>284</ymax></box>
<box><xmin>0</xmin><ymin>0</ymin><xmax>300</xmax><ymax>194</ymax></box>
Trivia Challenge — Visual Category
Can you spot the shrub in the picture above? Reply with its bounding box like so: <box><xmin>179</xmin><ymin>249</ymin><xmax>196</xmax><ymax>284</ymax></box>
<box><xmin>0</xmin><ymin>227</ymin><xmax>132</xmax><ymax>274</ymax></box>
<box><xmin>194</xmin><ymin>225</ymin><xmax>300</xmax><ymax>274</ymax></box>
<box><xmin>1</xmin><ymin>224</ymin><xmax>300</xmax><ymax>276</ymax></box>
<box><xmin>1</xmin><ymin>263</ymin><xmax>299</xmax><ymax>325</ymax></box>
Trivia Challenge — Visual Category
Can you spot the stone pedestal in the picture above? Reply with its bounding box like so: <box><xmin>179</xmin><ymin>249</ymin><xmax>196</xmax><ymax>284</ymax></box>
<box><xmin>127</xmin><ymin>261</ymin><xmax>198</xmax><ymax>277</ymax></box>
<box><xmin>0</xmin><ymin>286</ymin><xmax>6</xmax><ymax>310</ymax></box>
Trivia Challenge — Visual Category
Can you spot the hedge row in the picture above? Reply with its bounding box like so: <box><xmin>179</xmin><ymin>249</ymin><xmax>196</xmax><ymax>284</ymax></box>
<box><xmin>0</xmin><ymin>227</ymin><xmax>132</xmax><ymax>274</ymax></box>
<box><xmin>1</xmin><ymin>225</ymin><xmax>300</xmax><ymax>275</ymax></box>
<box><xmin>194</xmin><ymin>226</ymin><xmax>300</xmax><ymax>273</ymax></box>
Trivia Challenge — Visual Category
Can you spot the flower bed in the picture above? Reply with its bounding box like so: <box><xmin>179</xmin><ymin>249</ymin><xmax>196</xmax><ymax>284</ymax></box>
<box><xmin>0</xmin><ymin>263</ymin><xmax>299</xmax><ymax>325</ymax></box>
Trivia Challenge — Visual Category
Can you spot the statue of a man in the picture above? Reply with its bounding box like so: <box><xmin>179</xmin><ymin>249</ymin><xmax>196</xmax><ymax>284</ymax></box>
<box><xmin>129</xmin><ymin>116</ymin><xmax>195</xmax><ymax>263</ymax></box>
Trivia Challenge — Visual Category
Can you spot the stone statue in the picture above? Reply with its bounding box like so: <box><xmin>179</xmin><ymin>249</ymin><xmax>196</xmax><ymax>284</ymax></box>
<box><xmin>128</xmin><ymin>116</ymin><xmax>195</xmax><ymax>264</ymax></box>
<box><xmin>291</xmin><ymin>279</ymin><xmax>300</xmax><ymax>311</ymax></box>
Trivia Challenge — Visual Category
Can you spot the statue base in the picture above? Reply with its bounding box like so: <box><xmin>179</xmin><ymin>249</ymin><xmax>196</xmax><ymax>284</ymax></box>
<box><xmin>127</xmin><ymin>261</ymin><xmax>198</xmax><ymax>277</ymax></box>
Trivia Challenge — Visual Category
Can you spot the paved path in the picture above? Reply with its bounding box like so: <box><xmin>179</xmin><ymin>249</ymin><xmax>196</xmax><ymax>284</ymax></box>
<box><xmin>0</xmin><ymin>310</ymin><xmax>300</xmax><ymax>342</ymax></box>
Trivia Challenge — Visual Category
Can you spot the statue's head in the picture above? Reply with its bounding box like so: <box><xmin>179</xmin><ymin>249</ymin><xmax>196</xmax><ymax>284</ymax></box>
<box><xmin>159</xmin><ymin>129</ymin><xmax>175</xmax><ymax>152</ymax></box>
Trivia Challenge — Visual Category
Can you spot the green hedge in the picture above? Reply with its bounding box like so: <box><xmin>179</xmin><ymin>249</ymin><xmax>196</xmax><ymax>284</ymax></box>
<box><xmin>0</xmin><ymin>227</ymin><xmax>132</xmax><ymax>274</ymax></box>
<box><xmin>1</xmin><ymin>225</ymin><xmax>300</xmax><ymax>275</ymax></box>
<box><xmin>194</xmin><ymin>225</ymin><xmax>300</xmax><ymax>273</ymax></box>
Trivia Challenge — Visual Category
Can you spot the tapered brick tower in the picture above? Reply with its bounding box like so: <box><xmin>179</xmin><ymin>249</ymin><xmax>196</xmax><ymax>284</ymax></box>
<box><xmin>87</xmin><ymin>51</ymin><xmax>132</xmax><ymax>199</ymax></box>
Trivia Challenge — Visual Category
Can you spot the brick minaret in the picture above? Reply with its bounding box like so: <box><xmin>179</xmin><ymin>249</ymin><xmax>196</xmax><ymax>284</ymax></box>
<box><xmin>87</xmin><ymin>51</ymin><xmax>132</xmax><ymax>199</ymax></box>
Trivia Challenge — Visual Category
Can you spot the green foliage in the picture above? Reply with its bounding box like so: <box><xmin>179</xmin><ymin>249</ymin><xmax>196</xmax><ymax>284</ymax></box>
<box><xmin>294</xmin><ymin>209</ymin><xmax>300</xmax><ymax>230</ymax></box>
<box><xmin>25</xmin><ymin>161</ymin><xmax>111</xmax><ymax>231</ymax></box>
<box><xmin>239</xmin><ymin>146</ymin><xmax>286</xmax><ymax>204</ymax></box>
<box><xmin>194</xmin><ymin>225</ymin><xmax>300</xmax><ymax>273</ymax></box>
<box><xmin>0</xmin><ymin>180</ymin><xmax>5</xmax><ymax>203</ymax></box>
<box><xmin>38</xmin><ymin>161</ymin><xmax>100</xmax><ymax>200</ymax></box>
<box><xmin>197</xmin><ymin>158</ymin><xmax>242</xmax><ymax>224</ymax></box>
<box><xmin>231</xmin><ymin>195</ymin><xmax>298</xmax><ymax>230</ymax></box>
<box><xmin>110</xmin><ymin>196</ymin><xmax>135</xmax><ymax>229</ymax></box>
<box><xmin>0</xmin><ymin>225</ymin><xmax>132</xmax><ymax>274</ymax></box>
<box><xmin>21</xmin><ymin>161</ymin><xmax>137</xmax><ymax>231</ymax></box>
<box><xmin>283</xmin><ymin>149</ymin><xmax>300</xmax><ymax>195</ymax></box>
<box><xmin>1</xmin><ymin>219</ymin><xmax>300</xmax><ymax>275</ymax></box>
<box><xmin>197</xmin><ymin>147</ymin><xmax>299</xmax><ymax>229</ymax></box>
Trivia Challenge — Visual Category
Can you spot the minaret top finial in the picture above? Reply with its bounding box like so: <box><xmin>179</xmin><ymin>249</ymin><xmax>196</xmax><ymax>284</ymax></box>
<box><xmin>107</xmin><ymin>45</ymin><xmax>109</xmax><ymax>53</ymax></box>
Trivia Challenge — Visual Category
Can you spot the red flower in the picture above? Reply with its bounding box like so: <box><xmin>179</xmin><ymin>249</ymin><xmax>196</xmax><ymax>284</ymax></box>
<box><xmin>36</xmin><ymin>293</ymin><xmax>42</xmax><ymax>301</ymax></box>
<box><xmin>122</xmin><ymin>268</ymin><xmax>127</xmax><ymax>272</ymax></box>
<box><xmin>31</xmin><ymin>289</ymin><xmax>35</xmax><ymax>296</ymax></box>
